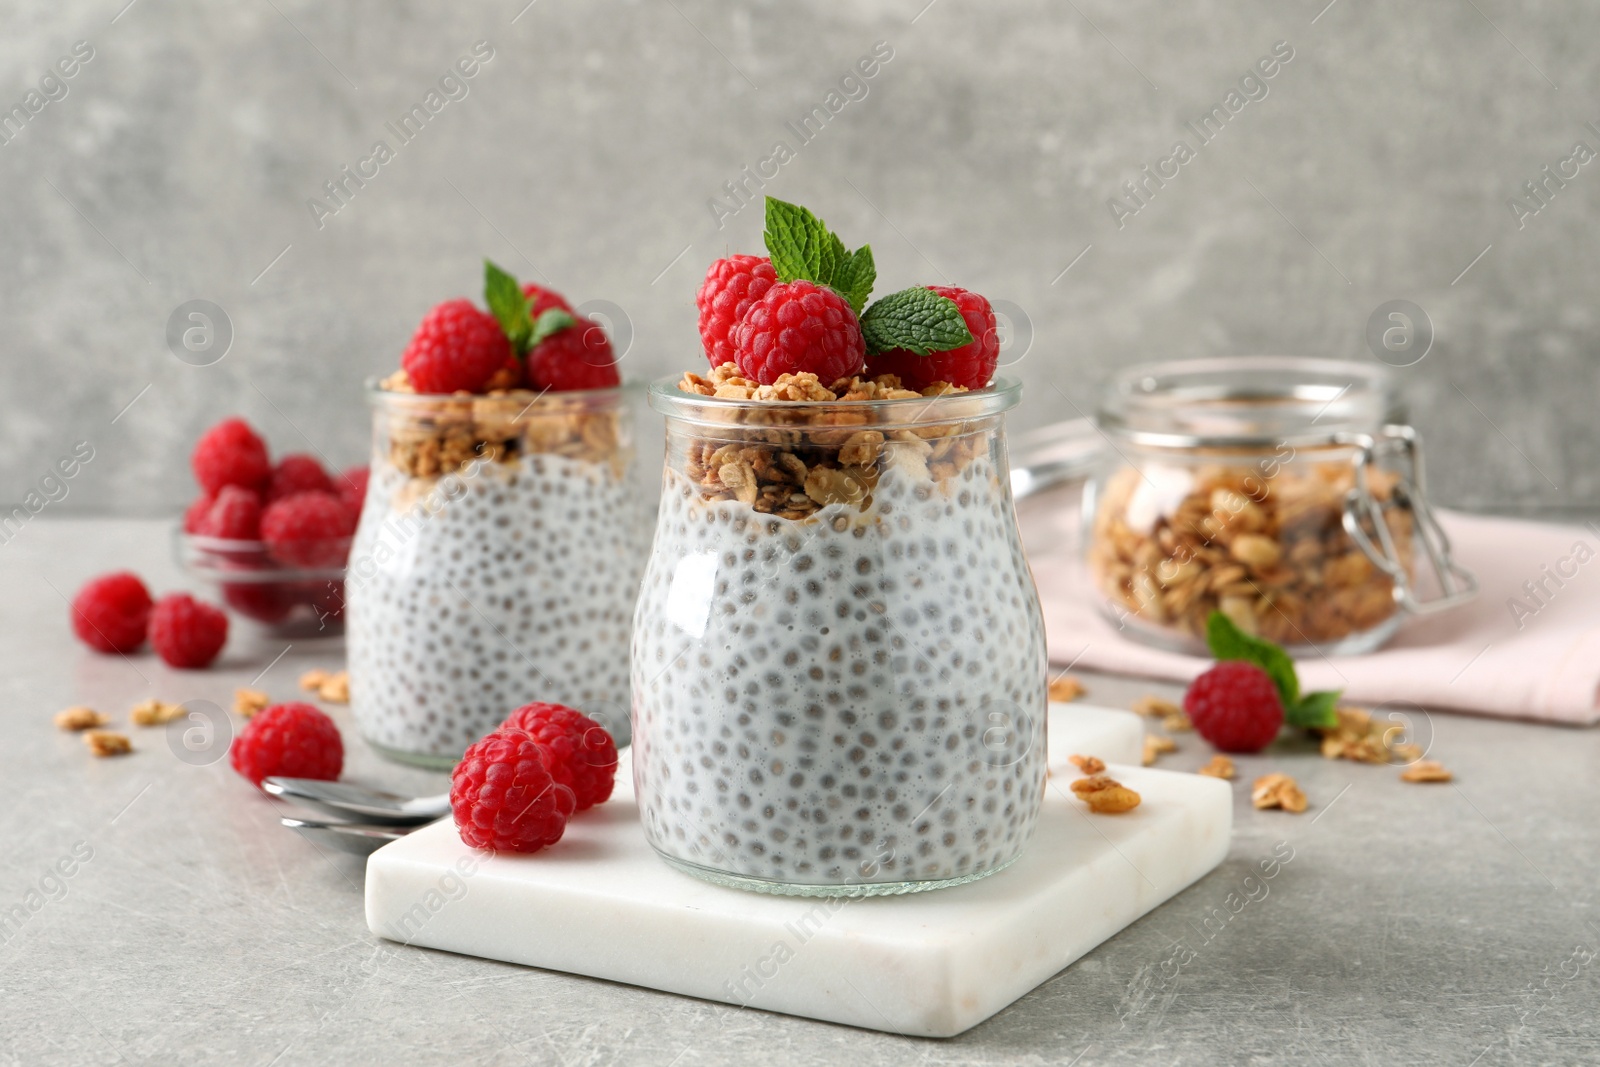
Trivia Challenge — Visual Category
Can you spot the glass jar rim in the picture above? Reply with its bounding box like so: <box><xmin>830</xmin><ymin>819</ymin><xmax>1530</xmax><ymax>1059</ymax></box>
<box><xmin>363</xmin><ymin>377</ymin><xmax>627</xmax><ymax>416</ymax></box>
<box><xmin>647</xmin><ymin>375</ymin><xmax>1021</xmax><ymax>429</ymax></box>
<box><xmin>1097</xmin><ymin>356</ymin><xmax>1402</xmax><ymax>448</ymax></box>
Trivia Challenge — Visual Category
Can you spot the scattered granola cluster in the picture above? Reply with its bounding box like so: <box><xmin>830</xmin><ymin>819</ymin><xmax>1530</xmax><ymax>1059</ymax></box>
<box><xmin>1071</xmin><ymin>774</ymin><xmax>1142</xmax><ymax>814</ymax></box>
<box><xmin>300</xmin><ymin>668</ymin><xmax>350</xmax><ymax>705</ymax></box>
<box><xmin>1067</xmin><ymin>754</ymin><xmax>1106</xmax><ymax>775</ymax></box>
<box><xmin>84</xmin><ymin>731</ymin><xmax>131</xmax><ymax>758</ymax></box>
<box><xmin>1047</xmin><ymin>674</ymin><xmax>1086</xmax><ymax>703</ymax></box>
<box><xmin>674</xmin><ymin>365</ymin><xmax>986</xmax><ymax>519</ymax></box>
<box><xmin>130</xmin><ymin>699</ymin><xmax>184</xmax><ymax>726</ymax></box>
<box><xmin>1251</xmin><ymin>773</ymin><xmax>1308</xmax><ymax>812</ymax></box>
<box><xmin>54</xmin><ymin>706</ymin><xmax>108</xmax><ymax>731</ymax></box>
<box><xmin>1316</xmin><ymin>705</ymin><xmax>1421</xmax><ymax>764</ymax></box>
<box><xmin>1400</xmin><ymin>760</ymin><xmax>1453</xmax><ymax>783</ymax></box>
<box><xmin>1132</xmin><ymin>693</ymin><xmax>1193</xmax><ymax>733</ymax></box>
<box><xmin>1142</xmin><ymin>734</ymin><xmax>1177</xmax><ymax>766</ymax></box>
<box><xmin>55</xmin><ymin>673</ymin><xmax>354</xmax><ymax>761</ymax></box>
<box><xmin>1090</xmin><ymin>462</ymin><xmax>1416</xmax><ymax>646</ymax></box>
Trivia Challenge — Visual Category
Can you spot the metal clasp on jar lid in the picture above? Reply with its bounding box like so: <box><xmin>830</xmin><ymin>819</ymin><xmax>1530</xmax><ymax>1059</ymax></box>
<box><xmin>1337</xmin><ymin>425</ymin><xmax>1477</xmax><ymax>615</ymax></box>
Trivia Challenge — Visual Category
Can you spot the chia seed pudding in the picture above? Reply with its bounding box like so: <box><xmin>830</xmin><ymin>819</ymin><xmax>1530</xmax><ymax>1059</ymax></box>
<box><xmin>347</xmin><ymin>385</ymin><xmax>644</xmax><ymax>767</ymax></box>
<box><xmin>632</xmin><ymin>367</ymin><xmax>1047</xmax><ymax>896</ymax></box>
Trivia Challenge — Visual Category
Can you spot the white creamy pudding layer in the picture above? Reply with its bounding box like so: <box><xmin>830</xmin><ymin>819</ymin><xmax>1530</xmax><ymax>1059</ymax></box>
<box><xmin>348</xmin><ymin>453</ymin><xmax>641</xmax><ymax>759</ymax></box>
<box><xmin>632</xmin><ymin>451</ymin><xmax>1047</xmax><ymax>891</ymax></box>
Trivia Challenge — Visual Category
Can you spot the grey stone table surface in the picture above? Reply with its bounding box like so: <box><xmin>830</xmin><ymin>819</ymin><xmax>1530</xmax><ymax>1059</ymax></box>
<box><xmin>3</xmin><ymin>519</ymin><xmax>1597</xmax><ymax>1066</ymax></box>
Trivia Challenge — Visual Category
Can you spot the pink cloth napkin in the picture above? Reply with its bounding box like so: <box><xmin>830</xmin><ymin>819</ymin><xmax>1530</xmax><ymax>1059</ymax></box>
<box><xmin>1028</xmin><ymin>509</ymin><xmax>1600</xmax><ymax>726</ymax></box>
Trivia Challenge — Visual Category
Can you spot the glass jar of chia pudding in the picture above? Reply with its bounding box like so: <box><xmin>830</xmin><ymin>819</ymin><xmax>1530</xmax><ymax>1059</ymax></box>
<box><xmin>632</xmin><ymin>372</ymin><xmax>1048</xmax><ymax>897</ymax></box>
<box><xmin>1086</xmin><ymin>357</ymin><xmax>1477</xmax><ymax>655</ymax></box>
<box><xmin>346</xmin><ymin>382</ymin><xmax>646</xmax><ymax>768</ymax></box>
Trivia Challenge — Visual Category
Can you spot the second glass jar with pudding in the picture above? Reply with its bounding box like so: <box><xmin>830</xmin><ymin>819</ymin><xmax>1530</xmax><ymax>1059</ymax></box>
<box><xmin>1086</xmin><ymin>357</ymin><xmax>1475</xmax><ymax>656</ymax></box>
<box><xmin>632</xmin><ymin>373</ymin><xmax>1048</xmax><ymax>897</ymax></box>
<box><xmin>346</xmin><ymin>383</ymin><xmax>645</xmax><ymax>767</ymax></box>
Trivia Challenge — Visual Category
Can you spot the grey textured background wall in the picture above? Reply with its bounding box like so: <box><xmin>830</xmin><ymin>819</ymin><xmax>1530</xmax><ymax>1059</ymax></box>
<box><xmin>3</xmin><ymin>0</ymin><xmax>1597</xmax><ymax>518</ymax></box>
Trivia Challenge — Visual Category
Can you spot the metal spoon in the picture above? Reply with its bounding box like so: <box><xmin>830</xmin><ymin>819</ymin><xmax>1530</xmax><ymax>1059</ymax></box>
<box><xmin>281</xmin><ymin>816</ymin><xmax>409</xmax><ymax>856</ymax></box>
<box><xmin>263</xmin><ymin>777</ymin><xmax>450</xmax><ymax>825</ymax></box>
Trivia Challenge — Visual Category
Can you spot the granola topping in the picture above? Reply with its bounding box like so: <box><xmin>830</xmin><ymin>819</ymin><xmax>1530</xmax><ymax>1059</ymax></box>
<box><xmin>379</xmin><ymin>371</ymin><xmax>629</xmax><ymax>482</ymax></box>
<box><xmin>234</xmin><ymin>688</ymin><xmax>270</xmax><ymax>718</ymax></box>
<box><xmin>671</xmin><ymin>365</ymin><xmax>987</xmax><ymax>519</ymax></box>
<box><xmin>1197</xmin><ymin>754</ymin><xmax>1236</xmax><ymax>779</ymax></box>
<box><xmin>1068</xmin><ymin>754</ymin><xmax>1106</xmax><ymax>775</ymax></box>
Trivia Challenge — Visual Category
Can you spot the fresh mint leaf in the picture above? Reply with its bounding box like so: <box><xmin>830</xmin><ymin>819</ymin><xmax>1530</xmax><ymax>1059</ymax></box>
<box><xmin>832</xmin><ymin>244</ymin><xmax>876</xmax><ymax>315</ymax></box>
<box><xmin>484</xmin><ymin>259</ymin><xmax>533</xmax><ymax>356</ymax></box>
<box><xmin>528</xmin><ymin>307</ymin><xmax>576</xmax><ymax>348</ymax></box>
<box><xmin>1288</xmin><ymin>689</ymin><xmax>1342</xmax><ymax>730</ymax></box>
<box><xmin>764</xmin><ymin>197</ymin><xmax>836</xmax><ymax>286</ymax></box>
<box><xmin>859</xmin><ymin>286</ymin><xmax>974</xmax><ymax>356</ymax></box>
<box><xmin>1204</xmin><ymin>610</ymin><xmax>1300</xmax><ymax>710</ymax></box>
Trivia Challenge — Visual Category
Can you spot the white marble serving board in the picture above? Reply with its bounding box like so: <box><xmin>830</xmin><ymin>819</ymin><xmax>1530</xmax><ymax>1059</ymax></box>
<box><xmin>365</xmin><ymin>704</ymin><xmax>1230</xmax><ymax>1037</ymax></box>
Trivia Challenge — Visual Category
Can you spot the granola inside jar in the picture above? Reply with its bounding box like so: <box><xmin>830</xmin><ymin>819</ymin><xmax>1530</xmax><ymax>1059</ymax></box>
<box><xmin>631</xmin><ymin>366</ymin><xmax>1047</xmax><ymax>897</ymax></box>
<box><xmin>345</xmin><ymin>379</ymin><xmax>645</xmax><ymax>768</ymax></box>
<box><xmin>1086</xmin><ymin>357</ymin><xmax>1475</xmax><ymax>655</ymax></box>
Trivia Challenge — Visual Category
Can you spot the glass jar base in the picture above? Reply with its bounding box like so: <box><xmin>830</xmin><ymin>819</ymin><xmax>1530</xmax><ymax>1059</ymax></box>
<box><xmin>362</xmin><ymin>736</ymin><xmax>462</xmax><ymax>771</ymax></box>
<box><xmin>653</xmin><ymin>850</ymin><xmax>1020</xmax><ymax>898</ymax></box>
<box><xmin>1097</xmin><ymin>603</ymin><xmax>1404</xmax><ymax>658</ymax></box>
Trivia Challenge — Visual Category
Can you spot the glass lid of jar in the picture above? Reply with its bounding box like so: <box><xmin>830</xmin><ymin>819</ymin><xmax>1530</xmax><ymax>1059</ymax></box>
<box><xmin>1097</xmin><ymin>356</ymin><xmax>1403</xmax><ymax>448</ymax></box>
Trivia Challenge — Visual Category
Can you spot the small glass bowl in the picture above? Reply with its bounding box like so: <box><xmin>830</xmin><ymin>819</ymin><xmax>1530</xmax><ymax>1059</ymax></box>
<box><xmin>175</xmin><ymin>528</ymin><xmax>351</xmax><ymax>636</ymax></box>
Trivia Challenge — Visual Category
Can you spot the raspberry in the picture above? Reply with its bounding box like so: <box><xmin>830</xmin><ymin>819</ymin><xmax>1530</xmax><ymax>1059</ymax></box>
<box><xmin>733</xmin><ymin>280</ymin><xmax>865</xmax><ymax>385</ymax></box>
<box><xmin>222</xmin><ymin>582</ymin><xmax>294</xmax><ymax>624</ymax></box>
<box><xmin>502</xmin><ymin>702</ymin><xmax>618</xmax><ymax>810</ymax></box>
<box><xmin>525</xmin><ymin>315</ymin><xmax>621</xmax><ymax>391</ymax></box>
<box><xmin>310</xmin><ymin>580</ymin><xmax>347</xmax><ymax>623</ymax></box>
<box><xmin>1182</xmin><ymin>661</ymin><xmax>1285</xmax><ymax>754</ymax></box>
<box><xmin>191</xmin><ymin>418</ymin><xmax>271</xmax><ymax>495</ymax></box>
<box><xmin>864</xmin><ymin>286</ymin><xmax>999</xmax><ymax>390</ymax></box>
<box><xmin>335</xmin><ymin>466</ymin><xmax>369</xmax><ymax>518</ymax></box>
<box><xmin>521</xmin><ymin>282</ymin><xmax>572</xmax><ymax>316</ymax></box>
<box><xmin>148</xmin><ymin>593</ymin><xmax>229</xmax><ymax>668</ymax></box>
<box><xmin>199</xmin><ymin>485</ymin><xmax>262</xmax><ymax>540</ymax></box>
<box><xmin>401</xmin><ymin>299</ymin><xmax>512</xmax><ymax>394</ymax></box>
<box><xmin>260</xmin><ymin>491</ymin><xmax>355</xmax><ymax>568</ymax></box>
<box><xmin>230</xmin><ymin>702</ymin><xmax>344</xmax><ymax>787</ymax></box>
<box><xmin>696</xmin><ymin>255</ymin><xmax>777</xmax><ymax>368</ymax></box>
<box><xmin>70</xmin><ymin>572</ymin><xmax>153</xmax><ymax>654</ymax></box>
<box><xmin>266</xmin><ymin>454</ymin><xmax>335</xmax><ymax>502</ymax></box>
<box><xmin>182</xmin><ymin>493</ymin><xmax>215</xmax><ymax>534</ymax></box>
<box><xmin>450</xmin><ymin>727</ymin><xmax>576</xmax><ymax>852</ymax></box>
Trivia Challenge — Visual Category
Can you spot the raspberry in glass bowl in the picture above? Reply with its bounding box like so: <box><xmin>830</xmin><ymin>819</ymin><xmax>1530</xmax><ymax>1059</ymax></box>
<box><xmin>176</xmin><ymin>441</ymin><xmax>362</xmax><ymax>634</ymax></box>
<box><xmin>175</xmin><ymin>525</ymin><xmax>355</xmax><ymax>635</ymax></box>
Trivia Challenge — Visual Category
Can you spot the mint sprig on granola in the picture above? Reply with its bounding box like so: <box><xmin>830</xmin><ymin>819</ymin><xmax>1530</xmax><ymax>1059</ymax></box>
<box><xmin>763</xmin><ymin>198</ymin><xmax>875</xmax><ymax>314</ymax></box>
<box><xmin>859</xmin><ymin>286</ymin><xmax>975</xmax><ymax>357</ymax></box>
<box><xmin>760</xmin><ymin>196</ymin><xmax>972</xmax><ymax>356</ymax></box>
<box><xmin>484</xmin><ymin>259</ymin><xmax>575</xmax><ymax>360</ymax></box>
